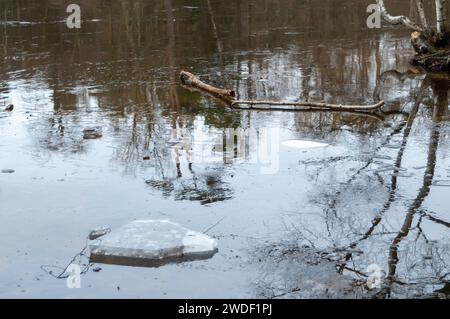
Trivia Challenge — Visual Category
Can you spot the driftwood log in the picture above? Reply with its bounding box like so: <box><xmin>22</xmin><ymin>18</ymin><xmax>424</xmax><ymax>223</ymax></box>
<box><xmin>180</xmin><ymin>70</ymin><xmax>385</xmax><ymax>112</ymax></box>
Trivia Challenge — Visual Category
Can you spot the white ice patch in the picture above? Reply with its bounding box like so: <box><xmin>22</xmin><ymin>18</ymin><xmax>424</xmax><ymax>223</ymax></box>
<box><xmin>282</xmin><ymin>140</ymin><xmax>329</xmax><ymax>149</ymax></box>
<box><xmin>89</xmin><ymin>220</ymin><xmax>218</xmax><ymax>267</ymax></box>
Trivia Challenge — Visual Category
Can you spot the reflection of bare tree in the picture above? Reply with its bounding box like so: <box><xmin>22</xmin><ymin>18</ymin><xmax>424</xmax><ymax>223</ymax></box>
<box><xmin>145</xmin><ymin>167</ymin><xmax>233</xmax><ymax>205</ymax></box>
<box><xmin>346</xmin><ymin>78</ymin><xmax>448</xmax><ymax>296</ymax></box>
<box><xmin>376</xmin><ymin>77</ymin><xmax>449</xmax><ymax>297</ymax></box>
<box><xmin>254</xmin><ymin>72</ymin><xmax>450</xmax><ymax>298</ymax></box>
<box><xmin>380</xmin><ymin>122</ymin><xmax>441</xmax><ymax>297</ymax></box>
<box><xmin>206</xmin><ymin>0</ymin><xmax>223</xmax><ymax>54</ymax></box>
<box><xmin>335</xmin><ymin>72</ymin><xmax>431</xmax><ymax>272</ymax></box>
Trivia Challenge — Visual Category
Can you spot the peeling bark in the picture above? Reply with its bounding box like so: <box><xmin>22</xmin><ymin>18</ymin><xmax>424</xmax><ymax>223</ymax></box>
<box><xmin>435</xmin><ymin>0</ymin><xmax>447</xmax><ymax>36</ymax></box>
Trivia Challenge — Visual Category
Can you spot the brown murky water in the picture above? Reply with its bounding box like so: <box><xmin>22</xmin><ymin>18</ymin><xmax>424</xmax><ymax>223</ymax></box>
<box><xmin>0</xmin><ymin>0</ymin><xmax>449</xmax><ymax>298</ymax></box>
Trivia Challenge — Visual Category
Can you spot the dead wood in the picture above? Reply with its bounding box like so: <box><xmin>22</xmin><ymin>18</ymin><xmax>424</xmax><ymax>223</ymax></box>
<box><xmin>232</xmin><ymin>100</ymin><xmax>385</xmax><ymax>112</ymax></box>
<box><xmin>179</xmin><ymin>70</ymin><xmax>385</xmax><ymax>112</ymax></box>
<box><xmin>180</xmin><ymin>71</ymin><xmax>236</xmax><ymax>100</ymax></box>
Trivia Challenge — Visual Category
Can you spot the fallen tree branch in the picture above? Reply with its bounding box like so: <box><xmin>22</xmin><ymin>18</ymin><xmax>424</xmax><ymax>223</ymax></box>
<box><xmin>180</xmin><ymin>84</ymin><xmax>233</xmax><ymax>107</ymax></box>
<box><xmin>230</xmin><ymin>105</ymin><xmax>386</xmax><ymax>121</ymax></box>
<box><xmin>180</xmin><ymin>70</ymin><xmax>385</xmax><ymax>112</ymax></box>
<box><xmin>232</xmin><ymin>99</ymin><xmax>385</xmax><ymax>112</ymax></box>
<box><xmin>183</xmin><ymin>81</ymin><xmax>385</xmax><ymax>121</ymax></box>
<box><xmin>376</xmin><ymin>0</ymin><xmax>424</xmax><ymax>32</ymax></box>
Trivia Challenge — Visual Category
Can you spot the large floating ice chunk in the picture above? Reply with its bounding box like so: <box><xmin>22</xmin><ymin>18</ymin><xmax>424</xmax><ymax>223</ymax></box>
<box><xmin>282</xmin><ymin>140</ymin><xmax>329</xmax><ymax>149</ymax></box>
<box><xmin>89</xmin><ymin>220</ymin><xmax>218</xmax><ymax>267</ymax></box>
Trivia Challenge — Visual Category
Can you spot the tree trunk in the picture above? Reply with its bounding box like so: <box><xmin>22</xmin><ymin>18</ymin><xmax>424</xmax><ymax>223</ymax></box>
<box><xmin>415</xmin><ymin>0</ymin><xmax>429</xmax><ymax>30</ymax></box>
<box><xmin>435</xmin><ymin>0</ymin><xmax>447</xmax><ymax>36</ymax></box>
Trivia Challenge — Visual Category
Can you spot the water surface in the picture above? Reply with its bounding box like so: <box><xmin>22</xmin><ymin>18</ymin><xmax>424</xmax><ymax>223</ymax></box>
<box><xmin>0</xmin><ymin>0</ymin><xmax>449</xmax><ymax>298</ymax></box>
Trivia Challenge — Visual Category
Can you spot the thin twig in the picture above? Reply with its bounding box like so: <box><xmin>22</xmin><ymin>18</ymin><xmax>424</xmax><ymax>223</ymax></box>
<box><xmin>203</xmin><ymin>216</ymin><xmax>226</xmax><ymax>234</ymax></box>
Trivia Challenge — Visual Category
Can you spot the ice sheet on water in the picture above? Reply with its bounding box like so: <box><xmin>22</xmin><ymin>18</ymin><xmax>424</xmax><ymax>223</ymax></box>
<box><xmin>89</xmin><ymin>220</ymin><xmax>218</xmax><ymax>267</ymax></box>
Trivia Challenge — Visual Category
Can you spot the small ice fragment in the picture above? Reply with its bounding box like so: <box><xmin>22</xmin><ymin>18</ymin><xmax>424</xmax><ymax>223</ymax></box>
<box><xmin>282</xmin><ymin>140</ymin><xmax>329</xmax><ymax>149</ymax></box>
<box><xmin>89</xmin><ymin>220</ymin><xmax>218</xmax><ymax>267</ymax></box>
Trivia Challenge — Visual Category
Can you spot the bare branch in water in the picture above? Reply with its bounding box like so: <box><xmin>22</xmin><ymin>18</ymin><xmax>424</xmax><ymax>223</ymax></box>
<box><xmin>180</xmin><ymin>70</ymin><xmax>385</xmax><ymax>112</ymax></box>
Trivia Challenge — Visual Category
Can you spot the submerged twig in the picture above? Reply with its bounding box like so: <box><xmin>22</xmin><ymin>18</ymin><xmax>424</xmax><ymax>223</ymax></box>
<box><xmin>40</xmin><ymin>237</ymin><xmax>92</xmax><ymax>279</ymax></box>
<box><xmin>203</xmin><ymin>216</ymin><xmax>226</xmax><ymax>234</ymax></box>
